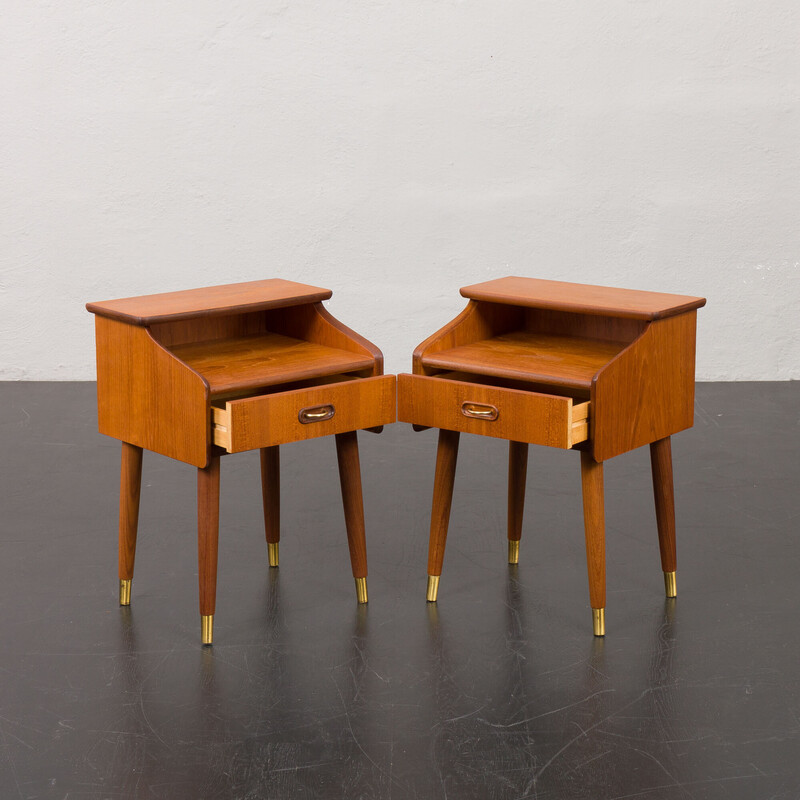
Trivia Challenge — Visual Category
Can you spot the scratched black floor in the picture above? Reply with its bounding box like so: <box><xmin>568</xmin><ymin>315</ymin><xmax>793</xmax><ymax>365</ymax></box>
<box><xmin>0</xmin><ymin>382</ymin><xmax>798</xmax><ymax>799</ymax></box>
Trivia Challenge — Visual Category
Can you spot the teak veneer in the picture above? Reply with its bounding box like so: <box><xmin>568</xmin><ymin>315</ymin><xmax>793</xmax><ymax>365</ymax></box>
<box><xmin>171</xmin><ymin>332</ymin><xmax>376</xmax><ymax>396</ymax></box>
<box><xmin>398</xmin><ymin>276</ymin><xmax>705</xmax><ymax>635</ymax></box>
<box><xmin>88</xmin><ymin>279</ymin><xmax>395</xmax><ymax>644</ymax></box>
<box><xmin>421</xmin><ymin>330</ymin><xmax>626</xmax><ymax>392</ymax></box>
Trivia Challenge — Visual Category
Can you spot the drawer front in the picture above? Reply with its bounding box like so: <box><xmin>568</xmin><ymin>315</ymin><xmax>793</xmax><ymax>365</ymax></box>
<box><xmin>397</xmin><ymin>373</ymin><xmax>589</xmax><ymax>449</ymax></box>
<box><xmin>214</xmin><ymin>375</ymin><xmax>396</xmax><ymax>452</ymax></box>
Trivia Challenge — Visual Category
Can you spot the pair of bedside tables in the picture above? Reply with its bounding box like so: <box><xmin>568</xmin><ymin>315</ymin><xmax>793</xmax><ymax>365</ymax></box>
<box><xmin>87</xmin><ymin>277</ymin><xmax>704</xmax><ymax>643</ymax></box>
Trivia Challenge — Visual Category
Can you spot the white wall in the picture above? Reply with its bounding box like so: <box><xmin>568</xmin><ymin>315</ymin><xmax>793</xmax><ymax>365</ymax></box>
<box><xmin>1</xmin><ymin>1</ymin><xmax>797</xmax><ymax>380</ymax></box>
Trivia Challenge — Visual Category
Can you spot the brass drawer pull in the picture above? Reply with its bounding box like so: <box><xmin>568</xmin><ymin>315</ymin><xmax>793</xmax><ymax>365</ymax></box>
<box><xmin>461</xmin><ymin>401</ymin><xmax>498</xmax><ymax>421</ymax></box>
<box><xmin>298</xmin><ymin>404</ymin><xmax>335</xmax><ymax>424</ymax></box>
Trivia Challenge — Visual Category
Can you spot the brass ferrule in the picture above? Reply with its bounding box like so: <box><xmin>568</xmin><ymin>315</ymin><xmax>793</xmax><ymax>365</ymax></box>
<box><xmin>119</xmin><ymin>579</ymin><xmax>131</xmax><ymax>606</ymax></box>
<box><xmin>592</xmin><ymin>608</ymin><xmax>605</xmax><ymax>637</ymax></box>
<box><xmin>426</xmin><ymin>574</ymin><xmax>440</xmax><ymax>603</ymax></box>
<box><xmin>201</xmin><ymin>615</ymin><xmax>214</xmax><ymax>646</ymax></box>
<box><xmin>664</xmin><ymin>571</ymin><xmax>677</xmax><ymax>598</ymax></box>
<box><xmin>508</xmin><ymin>540</ymin><xmax>520</xmax><ymax>565</ymax></box>
<box><xmin>268</xmin><ymin>542</ymin><xmax>279</xmax><ymax>568</ymax></box>
<box><xmin>355</xmin><ymin>577</ymin><xmax>368</xmax><ymax>604</ymax></box>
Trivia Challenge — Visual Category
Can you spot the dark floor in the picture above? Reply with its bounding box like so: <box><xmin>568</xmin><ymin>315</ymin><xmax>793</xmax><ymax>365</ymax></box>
<box><xmin>0</xmin><ymin>382</ymin><xmax>798</xmax><ymax>799</ymax></box>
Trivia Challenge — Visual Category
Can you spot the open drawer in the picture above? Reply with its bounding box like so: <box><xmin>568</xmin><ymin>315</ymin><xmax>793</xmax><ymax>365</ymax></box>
<box><xmin>213</xmin><ymin>374</ymin><xmax>396</xmax><ymax>453</ymax></box>
<box><xmin>397</xmin><ymin>373</ymin><xmax>589</xmax><ymax>449</ymax></box>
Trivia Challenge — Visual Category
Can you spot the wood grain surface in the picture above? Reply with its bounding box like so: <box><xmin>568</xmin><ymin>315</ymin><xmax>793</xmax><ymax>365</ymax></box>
<box><xmin>266</xmin><ymin>303</ymin><xmax>385</xmax><ymax>376</ymax></box>
<box><xmin>422</xmin><ymin>369</ymin><xmax>592</xmax><ymax>400</ymax></box>
<box><xmin>118</xmin><ymin>442</ymin><xmax>143</xmax><ymax>582</ymax></box>
<box><xmin>591</xmin><ymin>312</ymin><xmax>697</xmax><ymax>461</ymax></box>
<box><xmin>149</xmin><ymin>310</ymin><xmax>270</xmax><ymax>348</ymax></box>
<box><xmin>650</xmin><ymin>436</ymin><xmax>677</xmax><ymax>574</ymax></box>
<box><xmin>422</xmin><ymin>330</ymin><xmax>626</xmax><ymax>391</ymax></box>
<box><xmin>580</xmin><ymin>451</ymin><xmax>606</xmax><ymax>611</ymax></box>
<box><xmin>87</xmin><ymin>278</ymin><xmax>332</xmax><ymax>326</ymax></box>
<box><xmin>94</xmin><ymin>316</ymin><xmax>210</xmax><ymax>468</ymax></box>
<box><xmin>398</xmin><ymin>373</ymin><xmax>588</xmax><ymax>449</ymax></box>
<box><xmin>171</xmin><ymin>332</ymin><xmax>376</xmax><ymax>396</ymax></box>
<box><xmin>426</xmin><ymin>429</ymin><xmax>461</xmax><ymax>578</ymax></box>
<box><xmin>524</xmin><ymin>307</ymin><xmax>646</xmax><ymax>343</ymax></box>
<box><xmin>412</xmin><ymin>301</ymin><xmax>524</xmax><ymax>374</ymax></box>
<box><xmin>335</xmin><ymin>431</ymin><xmax>368</xmax><ymax>579</ymax></box>
<box><xmin>216</xmin><ymin>375</ymin><xmax>396</xmax><ymax>452</ymax></box>
<box><xmin>260</xmin><ymin>446</ymin><xmax>280</xmax><ymax>546</ymax></box>
<box><xmin>150</xmin><ymin>303</ymin><xmax>384</xmax><ymax>382</ymax></box>
<box><xmin>197</xmin><ymin>453</ymin><xmax>221</xmax><ymax>617</ymax></box>
<box><xmin>507</xmin><ymin>441</ymin><xmax>528</xmax><ymax>544</ymax></box>
<box><xmin>461</xmin><ymin>276</ymin><xmax>706</xmax><ymax>321</ymax></box>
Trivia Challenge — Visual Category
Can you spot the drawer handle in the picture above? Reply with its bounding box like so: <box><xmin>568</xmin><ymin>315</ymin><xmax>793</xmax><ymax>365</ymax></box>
<box><xmin>298</xmin><ymin>404</ymin><xmax>335</xmax><ymax>424</ymax></box>
<box><xmin>461</xmin><ymin>401</ymin><xmax>499</xmax><ymax>421</ymax></box>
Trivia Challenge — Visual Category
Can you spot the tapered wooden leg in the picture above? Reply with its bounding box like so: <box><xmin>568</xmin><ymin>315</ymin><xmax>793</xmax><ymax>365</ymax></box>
<box><xmin>580</xmin><ymin>451</ymin><xmax>606</xmax><ymax>636</ymax></box>
<box><xmin>260</xmin><ymin>446</ymin><xmax>280</xmax><ymax>567</ymax></box>
<box><xmin>650</xmin><ymin>436</ymin><xmax>677</xmax><ymax>597</ymax></box>
<box><xmin>198</xmin><ymin>454</ymin><xmax>221</xmax><ymax>645</ymax></box>
<box><xmin>426</xmin><ymin>429</ymin><xmax>461</xmax><ymax>601</ymax></box>
<box><xmin>118</xmin><ymin>442</ymin><xmax>143</xmax><ymax>606</ymax></box>
<box><xmin>507</xmin><ymin>441</ymin><xmax>528</xmax><ymax>564</ymax></box>
<box><xmin>335</xmin><ymin>431</ymin><xmax>368</xmax><ymax>603</ymax></box>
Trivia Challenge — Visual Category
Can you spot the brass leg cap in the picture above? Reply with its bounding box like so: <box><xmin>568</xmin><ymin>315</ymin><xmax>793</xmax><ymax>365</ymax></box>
<box><xmin>426</xmin><ymin>574</ymin><xmax>440</xmax><ymax>603</ymax></box>
<box><xmin>592</xmin><ymin>608</ymin><xmax>605</xmax><ymax>637</ymax></box>
<box><xmin>268</xmin><ymin>542</ymin><xmax>279</xmax><ymax>568</ymax></box>
<box><xmin>508</xmin><ymin>540</ymin><xmax>520</xmax><ymax>565</ymax></box>
<box><xmin>119</xmin><ymin>579</ymin><xmax>131</xmax><ymax>606</ymax></box>
<box><xmin>664</xmin><ymin>571</ymin><xmax>677</xmax><ymax>598</ymax></box>
<box><xmin>201</xmin><ymin>615</ymin><xmax>214</xmax><ymax>646</ymax></box>
<box><xmin>355</xmin><ymin>577</ymin><xmax>368</xmax><ymax>604</ymax></box>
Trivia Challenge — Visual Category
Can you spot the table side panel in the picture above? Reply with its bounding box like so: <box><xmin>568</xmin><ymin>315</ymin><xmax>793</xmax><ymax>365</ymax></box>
<box><xmin>94</xmin><ymin>316</ymin><xmax>210</xmax><ymax>467</ymax></box>
<box><xmin>591</xmin><ymin>312</ymin><xmax>697</xmax><ymax>461</ymax></box>
<box><xmin>222</xmin><ymin>375</ymin><xmax>396</xmax><ymax>452</ymax></box>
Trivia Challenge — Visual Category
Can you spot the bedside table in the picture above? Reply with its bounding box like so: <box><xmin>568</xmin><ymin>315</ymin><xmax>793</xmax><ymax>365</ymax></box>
<box><xmin>398</xmin><ymin>276</ymin><xmax>705</xmax><ymax>635</ymax></box>
<box><xmin>87</xmin><ymin>279</ymin><xmax>395</xmax><ymax>644</ymax></box>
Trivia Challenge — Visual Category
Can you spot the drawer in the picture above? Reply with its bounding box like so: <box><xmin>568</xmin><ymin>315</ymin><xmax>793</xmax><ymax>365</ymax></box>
<box><xmin>213</xmin><ymin>374</ymin><xmax>396</xmax><ymax>452</ymax></box>
<box><xmin>397</xmin><ymin>373</ymin><xmax>589</xmax><ymax>449</ymax></box>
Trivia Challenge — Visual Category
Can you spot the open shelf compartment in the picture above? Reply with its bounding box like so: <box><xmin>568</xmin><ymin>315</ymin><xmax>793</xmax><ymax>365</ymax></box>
<box><xmin>170</xmin><ymin>333</ymin><xmax>375</xmax><ymax>396</ymax></box>
<box><xmin>421</xmin><ymin>330</ymin><xmax>628</xmax><ymax>393</ymax></box>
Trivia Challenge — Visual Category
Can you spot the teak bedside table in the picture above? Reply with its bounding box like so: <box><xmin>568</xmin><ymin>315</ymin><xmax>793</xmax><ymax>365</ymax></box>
<box><xmin>397</xmin><ymin>276</ymin><xmax>705</xmax><ymax>635</ymax></box>
<box><xmin>87</xmin><ymin>279</ymin><xmax>395</xmax><ymax>644</ymax></box>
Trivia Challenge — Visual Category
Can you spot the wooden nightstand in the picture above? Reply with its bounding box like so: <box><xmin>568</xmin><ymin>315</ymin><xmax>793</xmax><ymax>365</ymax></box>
<box><xmin>87</xmin><ymin>279</ymin><xmax>395</xmax><ymax>644</ymax></box>
<box><xmin>398</xmin><ymin>276</ymin><xmax>705</xmax><ymax>635</ymax></box>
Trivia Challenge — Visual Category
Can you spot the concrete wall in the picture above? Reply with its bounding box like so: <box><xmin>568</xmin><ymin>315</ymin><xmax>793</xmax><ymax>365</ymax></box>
<box><xmin>1</xmin><ymin>1</ymin><xmax>797</xmax><ymax>380</ymax></box>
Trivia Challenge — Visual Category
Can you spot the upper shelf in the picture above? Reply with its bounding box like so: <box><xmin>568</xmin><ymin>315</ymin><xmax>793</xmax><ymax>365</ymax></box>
<box><xmin>86</xmin><ymin>279</ymin><xmax>332</xmax><ymax>326</ymax></box>
<box><xmin>171</xmin><ymin>332</ymin><xmax>375</xmax><ymax>396</ymax></box>
<box><xmin>460</xmin><ymin>277</ymin><xmax>706</xmax><ymax>321</ymax></box>
<box><xmin>421</xmin><ymin>331</ymin><xmax>628</xmax><ymax>391</ymax></box>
